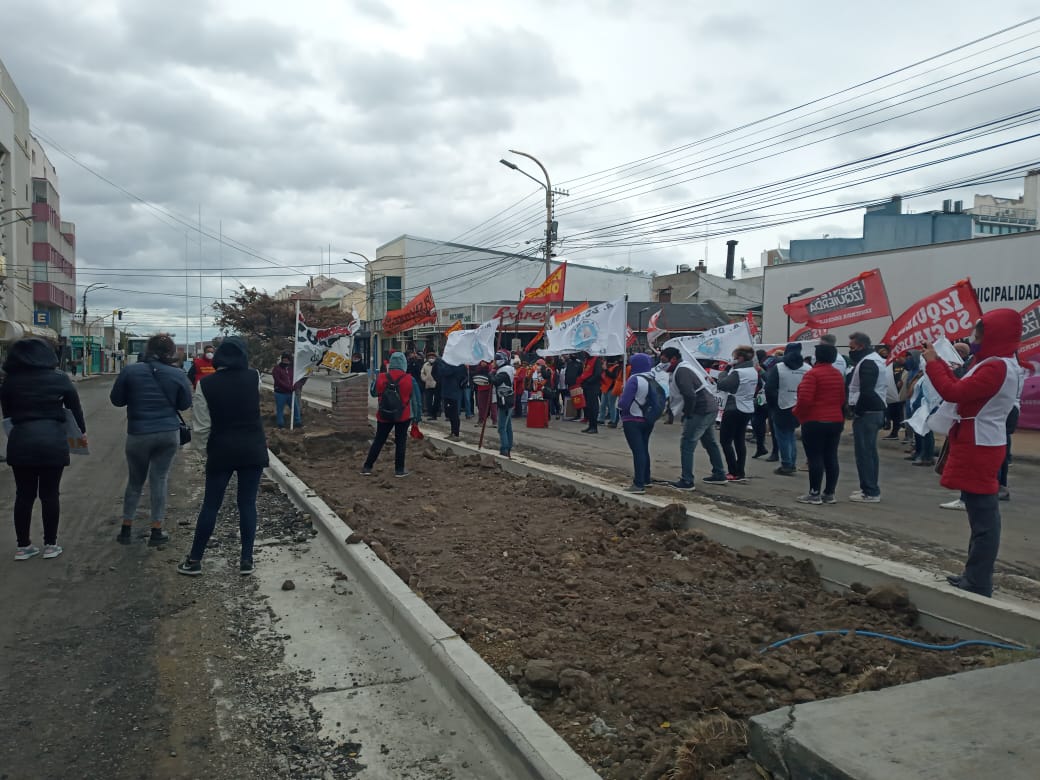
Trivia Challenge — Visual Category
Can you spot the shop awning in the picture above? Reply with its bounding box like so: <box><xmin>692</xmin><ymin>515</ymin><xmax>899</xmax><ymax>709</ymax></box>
<box><xmin>0</xmin><ymin>320</ymin><xmax>60</xmax><ymax>342</ymax></box>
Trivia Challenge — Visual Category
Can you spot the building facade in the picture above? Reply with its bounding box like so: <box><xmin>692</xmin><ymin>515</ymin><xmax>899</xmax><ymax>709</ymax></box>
<box><xmin>968</xmin><ymin>169</ymin><xmax>1039</xmax><ymax>236</ymax></box>
<box><xmin>0</xmin><ymin>56</ymin><xmax>34</xmax><ymax>339</ymax></box>
<box><xmin>30</xmin><ymin>137</ymin><xmax>76</xmax><ymax>336</ymax></box>
<box><xmin>651</xmin><ymin>260</ymin><xmax>762</xmax><ymax>318</ymax></box>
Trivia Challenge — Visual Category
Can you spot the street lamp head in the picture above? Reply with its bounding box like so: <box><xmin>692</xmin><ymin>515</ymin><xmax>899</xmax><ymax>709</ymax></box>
<box><xmin>794</xmin><ymin>287</ymin><xmax>814</xmax><ymax>297</ymax></box>
<box><xmin>499</xmin><ymin>159</ymin><xmax>519</xmax><ymax>170</ymax></box>
<box><xmin>639</xmin><ymin>307</ymin><xmax>650</xmax><ymax>314</ymax></box>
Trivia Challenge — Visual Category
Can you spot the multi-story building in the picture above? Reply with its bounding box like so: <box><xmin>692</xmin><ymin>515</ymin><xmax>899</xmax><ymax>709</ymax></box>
<box><xmin>968</xmin><ymin>169</ymin><xmax>1038</xmax><ymax>236</ymax></box>
<box><xmin>30</xmin><ymin>137</ymin><xmax>76</xmax><ymax>335</ymax></box>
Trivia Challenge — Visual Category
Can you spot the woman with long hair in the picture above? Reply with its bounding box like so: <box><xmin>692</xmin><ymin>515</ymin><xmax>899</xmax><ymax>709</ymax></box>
<box><xmin>110</xmin><ymin>334</ymin><xmax>192</xmax><ymax>545</ymax></box>
<box><xmin>2</xmin><ymin>338</ymin><xmax>86</xmax><ymax>560</ymax></box>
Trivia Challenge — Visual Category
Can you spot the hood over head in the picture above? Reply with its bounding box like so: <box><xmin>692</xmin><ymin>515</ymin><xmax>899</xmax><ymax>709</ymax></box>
<box><xmin>212</xmin><ymin>336</ymin><xmax>250</xmax><ymax>370</ymax></box>
<box><xmin>782</xmin><ymin>342</ymin><xmax>804</xmax><ymax>369</ymax></box>
<box><xmin>975</xmin><ymin>308</ymin><xmax>1023</xmax><ymax>362</ymax></box>
<box><xmin>629</xmin><ymin>353</ymin><xmax>653</xmax><ymax>374</ymax></box>
<box><xmin>1</xmin><ymin>337</ymin><xmax>58</xmax><ymax>373</ymax></box>
<box><xmin>814</xmin><ymin>344</ymin><xmax>837</xmax><ymax>365</ymax></box>
<box><xmin>388</xmin><ymin>352</ymin><xmax>408</xmax><ymax>372</ymax></box>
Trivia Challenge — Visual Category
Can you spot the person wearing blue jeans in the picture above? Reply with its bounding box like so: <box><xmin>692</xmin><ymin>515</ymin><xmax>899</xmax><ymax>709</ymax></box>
<box><xmin>274</xmin><ymin>391</ymin><xmax>302</xmax><ymax>428</ymax></box>
<box><xmin>852</xmin><ymin>411</ymin><xmax>885</xmax><ymax>498</ymax></box>
<box><xmin>188</xmin><ymin>466</ymin><xmax>264</xmax><ymax>565</ymax></box>
<box><xmin>272</xmin><ymin>351</ymin><xmax>305</xmax><ymax>428</ymax></box>
<box><xmin>497</xmin><ymin>407</ymin><xmax>514</xmax><ymax>456</ymax></box>
<box><xmin>490</xmin><ymin>351</ymin><xmax>515</xmax><ymax>457</ymax></box>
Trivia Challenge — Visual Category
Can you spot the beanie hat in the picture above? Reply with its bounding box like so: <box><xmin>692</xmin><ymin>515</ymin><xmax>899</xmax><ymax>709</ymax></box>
<box><xmin>389</xmin><ymin>352</ymin><xmax>408</xmax><ymax>372</ymax></box>
<box><xmin>629</xmin><ymin>353</ymin><xmax>653</xmax><ymax>373</ymax></box>
<box><xmin>814</xmin><ymin>344</ymin><xmax>837</xmax><ymax>364</ymax></box>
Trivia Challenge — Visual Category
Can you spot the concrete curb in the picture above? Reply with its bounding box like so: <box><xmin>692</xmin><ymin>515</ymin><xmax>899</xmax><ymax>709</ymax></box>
<box><xmin>264</xmin><ymin>450</ymin><xmax>600</xmax><ymax>780</ymax></box>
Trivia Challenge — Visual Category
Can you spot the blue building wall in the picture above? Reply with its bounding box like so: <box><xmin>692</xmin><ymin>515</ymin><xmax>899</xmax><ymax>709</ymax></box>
<box><xmin>790</xmin><ymin>200</ymin><xmax>974</xmax><ymax>262</ymax></box>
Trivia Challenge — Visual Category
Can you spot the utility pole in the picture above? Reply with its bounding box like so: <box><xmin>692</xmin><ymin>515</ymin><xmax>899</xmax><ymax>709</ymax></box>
<box><xmin>80</xmin><ymin>283</ymin><xmax>107</xmax><ymax>376</ymax></box>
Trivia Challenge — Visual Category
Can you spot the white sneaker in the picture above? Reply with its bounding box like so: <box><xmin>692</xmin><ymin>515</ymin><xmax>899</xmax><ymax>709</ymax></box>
<box><xmin>42</xmin><ymin>544</ymin><xmax>63</xmax><ymax>559</ymax></box>
<box><xmin>940</xmin><ymin>499</ymin><xmax>965</xmax><ymax>511</ymax></box>
<box><xmin>849</xmin><ymin>490</ymin><xmax>863</xmax><ymax>500</ymax></box>
<box><xmin>14</xmin><ymin>545</ymin><xmax>40</xmax><ymax>561</ymax></box>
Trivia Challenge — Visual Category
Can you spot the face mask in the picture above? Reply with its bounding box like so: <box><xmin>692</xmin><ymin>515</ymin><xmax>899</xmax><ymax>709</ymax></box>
<box><xmin>205</xmin><ymin>352</ymin><xmax>214</xmax><ymax>359</ymax></box>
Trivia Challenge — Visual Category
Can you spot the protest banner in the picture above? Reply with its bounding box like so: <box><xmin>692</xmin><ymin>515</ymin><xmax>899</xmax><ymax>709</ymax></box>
<box><xmin>745</xmin><ymin>310</ymin><xmax>759</xmax><ymax>340</ymax></box>
<box><xmin>783</xmin><ymin>269</ymin><xmax>891</xmax><ymax>329</ymax></box>
<box><xmin>539</xmin><ymin>298</ymin><xmax>627</xmax><ymax>356</ymax></box>
<box><xmin>442</xmin><ymin>317</ymin><xmax>500</xmax><ymax>366</ymax></box>
<box><xmin>879</xmin><ymin>279</ymin><xmax>982</xmax><ymax>361</ymax></box>
<box><xmin>791</xmin><ymin>324</ymin><xmax>829</xmax><ymax>342</ymax></box>
<box><xmin>662</xmin><ymin>321</ymin><xmax>754</xmax><ymax>365</ymax></box>
<box><xmin>646</xmin><ymin>309</ymin><xmax>666</xmax><ymax>346</ymax></box>
<box><xmin>383</xmin><ymin>287</ymin><xmax>437</xmax><ymax>336</ymax></box>
<box><xmin>293</xmin><ymin>305</ymin><xmax>356</xmax><ymax>383</ymax></box>
<box><xmin>1019</xmin><ymin>299</ymin><xmax>1040</xmax><ymax>363</ymax></box>
<box><xmin>519</xmin><ymin>263</ymin><xmax>567</xmax><ymax>308</ymax></box>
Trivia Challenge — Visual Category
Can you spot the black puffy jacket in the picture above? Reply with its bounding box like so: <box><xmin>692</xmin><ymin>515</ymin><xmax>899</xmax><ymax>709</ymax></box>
<box><xmin>1</xmin><ymin>338</ymin><xmax>86</xmax><ymax>467</ymax></box>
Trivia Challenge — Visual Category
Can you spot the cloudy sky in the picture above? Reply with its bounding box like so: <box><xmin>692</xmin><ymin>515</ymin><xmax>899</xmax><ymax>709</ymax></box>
<box><xmin>4</xmin><ymin>0</ymin><xmax>1038</xmax><ymax>340</ymax></box>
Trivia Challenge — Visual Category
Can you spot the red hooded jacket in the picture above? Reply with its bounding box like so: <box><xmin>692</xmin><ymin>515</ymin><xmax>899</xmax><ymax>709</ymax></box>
<box><xmin>926</xmin><ymin>308</ymin><xmax>1025</xmax><ymax>495</ymax></box>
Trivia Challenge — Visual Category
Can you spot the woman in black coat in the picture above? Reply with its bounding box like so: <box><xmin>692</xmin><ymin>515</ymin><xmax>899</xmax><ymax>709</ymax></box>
<box><xmin>177</xmin><ymin>337</ymin><xmax>268</xmax><ymax>576</ymax></box>
<box><xmin>1</xmin><ymin>338</ymin><xmax>86</xmax><ymax>560</ymax></box>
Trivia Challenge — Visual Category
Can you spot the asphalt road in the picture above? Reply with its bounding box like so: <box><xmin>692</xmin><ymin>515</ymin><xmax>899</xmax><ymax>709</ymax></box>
<box><xmin>294</xmin><ymin>373</ymin><xmax>1040</xmax><ymax>594</ymax></box>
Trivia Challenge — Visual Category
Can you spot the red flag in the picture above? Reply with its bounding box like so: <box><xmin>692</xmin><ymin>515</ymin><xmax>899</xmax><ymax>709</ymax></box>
<box><xmin>383</xmin><ymin>287</ymin><xmax>437</xmax><ymax>335</ymax></box>
<box><xmin>626</xmin><ymin>324</ymin><xmax>637</xmax><ymax>347</ymax></box>
<box><xmin>783</xmin><ymin>269</ymin><xmax>891</xmax><ymax>329</ymax></box>
<box><xmin>790</xmin><ymin>324</ymin><xmax>829</xmax><ymax>342</ymax></box>
<box><xmin>744</xmin><ymin>310</ymin><xmax>758</xmax><ymax>339</ymax></box>
<box><xmin>879</xmin><ymin>279</ymin><xmax>982</xmax><ymax>361</ymax></box>
<box><xmin>523</xmin><ymin>325</ymin><xmax>546</xmax><ymax>352</ymax></box>
<box><xmin>444</xmin><ymin>320</ymin><xmax>464</xmax><ymax>336</ymax></box>
<box><xmin>551</xmin><ymin>301</ymin><xmax>588</xmax><ymax>326</ymax></box>
<box><xmin>646</xmin><ymin>309</ymin><xmax>666</xmax><ymax>346</ymax></box>
<box><xmin>1019</xmin><ymin>299</ymin><xmax>1040</xmax><ymax>362</ymax></box>
<box><xmin>519</xmin><ymin>263</ymin><xmax>566</xmax><ymax>308</ymax></box>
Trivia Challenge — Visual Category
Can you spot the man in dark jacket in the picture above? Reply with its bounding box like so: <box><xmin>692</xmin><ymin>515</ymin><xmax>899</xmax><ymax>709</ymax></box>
<box><xmin>435</xmin><ymin>357</ymin><xmax>468</xmax><ymax>440</ymax></box>
<box><xmin>847</xmin><ymin>332</ymin><xmax>889</xmax><ymax>503</ymax></box>
<box><xmin>2</xmin><ymin>338</ymin><xmax>86</xmax><ymax>561</ymax></box>
<box><xmin>178</xmin><ymin>337</ymin><xmax>268</xmax><ymax>576</ymax></box>
<box><xmin>661</xmin><ymin>347</ymin><xmax>727</xmax><ymax>490</ymax></box>
<box><xmin>577</xmin><ymin>353</ymin><xmax>603</xmax><ymax>433</ymax></box>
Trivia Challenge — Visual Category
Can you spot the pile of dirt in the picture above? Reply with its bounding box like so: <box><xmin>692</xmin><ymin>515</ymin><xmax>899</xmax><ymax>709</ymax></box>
<box><xmin>278</xmin><ymin>437</ymin><xmax>1008</xmax><ymax>780</ymax></box>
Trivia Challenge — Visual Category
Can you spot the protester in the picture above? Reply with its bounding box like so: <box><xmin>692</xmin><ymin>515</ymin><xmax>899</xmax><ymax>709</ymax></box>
<box><xmin>491</xmin><ymin>350</ymin><xmax>516</xmax><ymax>457</ymax></box>
<box><xmin>659</xmin><ymin>347</ymin><xmax>727</xmax><ymax>490</ymax></box>
<box><xmin>271</xmin><ymin>351</ymin><xmax>306</xmax><ymax>428</ymax></box>
<box><xmin>361</xmin><ymin>351</ymin><xmax>417</xmax><ymax>477</ymax></box>
<box><xmin>793</xmin><ymin>343</ymin><xmax>847</xmax><ymax>504</ymax></box>
<box><xmin>599</xmin><ymin>356</ymin><xmax>622</xmax><ymax>428</ymax></box>
<box><xmin>619</xmin><ymin>352</ymin><xmax>660</xmax><ymax>493</ymax></box>
<box><xmin>751</xmin><ymin>349</ymin><xmax>772</xmax><ymax>458</ymax></box>
<box><xmin>2</xmin><ymin>338</ymin><xmax>86</xmax><ymax>561</ymax></box>
<box><xmin>187</xmin><ymin>344</ymin><xmax>216</xmax><ymax>389</ymax></box>
<box><xmin>765</xmin><ymin>343</ymin><xmax>809</xmax><ymax>476</ymax></box>
<box><xmin>716</xmin><ymin>346</ymin><xmax>759</xmax><ymax>483</ymax></box>
<box><xmin>420</xmin><ymin>352</ymin><xmax>440</xmax><ymax>420</ymax></box>
<box><xmin>435</xmin><ymin>356</ymin><xmax>467</xmax><ymax>441</ymax></box>
<box><xmin>819</xmin><ymin>333</ymin><xmax>848</xmax><ymax>376</ymax></box>
<box><xmin>176</xmin><ymin>337</ymin><xmax>267</xmax><ymax>576</ymax></box>
<box><xmin>577</xmin><ymin>353</ymin><xmax>603</xmax><ymax>433</ymax></box>
<box><xmin>847</xmin><ymin>332</ymin><xmax>889</xmax><ymax>503</ymax></box>
<box><xmin>923</xmin><ymin>309</ymin><xmax>1027</xmax><ymax>597</ymax></box>
<box><xmin>512</xmin><ymin>361</ymin><xmax>527</xmax><ymax>418</ymax></box>
<box><xmin>473</xmin><ymin>360</ymin><xmax>496</xmax><ymax>426</ymax></box>
<box><xmin>110</xmin><ymin>334</ymin><xmax>193</xmax><ymax>546</ymax></box>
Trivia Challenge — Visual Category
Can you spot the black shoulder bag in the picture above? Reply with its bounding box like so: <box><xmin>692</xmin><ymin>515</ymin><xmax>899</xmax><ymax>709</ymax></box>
<box><xmin>149</xmin><ymin>365</ymin><xmax>191</xmax><ymax>446</ymax></box>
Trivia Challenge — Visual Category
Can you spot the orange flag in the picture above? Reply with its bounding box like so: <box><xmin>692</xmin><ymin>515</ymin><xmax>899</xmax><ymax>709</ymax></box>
<box><xmin>444</xmin><ymin>320</ymin><xmax>464</xmax><ymax>336</ymax></box>
<box><xmin>519</xmin><ymin>263</ymin><xmax>566</xmax><ymax>308</ymax></box>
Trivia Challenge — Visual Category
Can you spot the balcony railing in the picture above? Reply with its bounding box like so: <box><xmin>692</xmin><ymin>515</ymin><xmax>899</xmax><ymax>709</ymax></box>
<box><xmin>33</xmin><ymin>282</ymin><xmax>76</xmax><ymax>312</ymax></box>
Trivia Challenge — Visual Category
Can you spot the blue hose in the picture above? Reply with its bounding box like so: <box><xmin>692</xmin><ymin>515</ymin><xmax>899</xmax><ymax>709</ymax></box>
<box><xmin>760</xmin><ymin>629</ymin><xmax>1030</xmax><ymax>654</ymax></box>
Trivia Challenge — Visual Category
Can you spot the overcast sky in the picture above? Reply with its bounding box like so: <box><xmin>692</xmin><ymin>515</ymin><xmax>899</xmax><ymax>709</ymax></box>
<box><xmin>3</xmin><ymin>0</ymin><xmax>1038</xmax><ymax>340</ymax></box>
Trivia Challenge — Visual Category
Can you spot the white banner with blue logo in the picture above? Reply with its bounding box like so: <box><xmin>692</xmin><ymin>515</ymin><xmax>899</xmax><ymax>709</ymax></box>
<box><xmin>441</xmin><ymin>317</ymin><xmax>500</xmax><ymax>366</ymax></box>
<box><xmin>538</xmin><ymin>298</ymin><xmax>627</xmax><ymax>357</ymax></box>
<box><xmin>662</xmin><ymin>321</ymin><xmax>754</xmax><ymax>365</ymax></box>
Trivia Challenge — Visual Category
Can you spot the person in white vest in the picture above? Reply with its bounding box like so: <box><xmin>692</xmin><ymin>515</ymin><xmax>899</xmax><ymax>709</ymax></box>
<box><xmin>846</xmin><ymin>332</ymin><xmax>890</xmax><ymax>503</ymax></box>
<box><xmin>764</xmin><ymin>343</ymin><xmax>810</xmax><ymax>476</ymax></box>
<box><xmin>714</xmin><ymin>345</ymin><xmax>759</xmax><ymax>483</ymax></box>
<box><xmin>923</xmin><ymin>309</ymin><xmax>1028</xmax><ymax>597</ymax></box>
<box><xmin>820</xmin><ymin>334</ymin><xmax>848</xmax><ymax>376</ymax></box>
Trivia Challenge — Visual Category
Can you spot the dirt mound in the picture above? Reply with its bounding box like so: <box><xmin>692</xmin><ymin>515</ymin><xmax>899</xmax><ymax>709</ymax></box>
<box><xmin>279</xmin><ymin>443</ymin><xmax>1009</xmax><ymax>779</ymax></box>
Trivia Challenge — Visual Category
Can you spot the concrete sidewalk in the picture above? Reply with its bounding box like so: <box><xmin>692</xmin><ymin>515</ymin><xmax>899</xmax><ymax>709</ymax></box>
<box><xmin>750</xmin><ymin>658</ymin><xmax>1040</xmax><ymax>779</ymax></box>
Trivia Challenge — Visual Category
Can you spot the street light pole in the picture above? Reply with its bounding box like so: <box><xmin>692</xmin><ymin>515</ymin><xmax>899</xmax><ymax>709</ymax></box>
<box><xmin>786</xmin><ymin>287</ymin><xmax>814</xmax><ymax>340</ymax></box>
<box><xmin>81</xmin><ymin>283</ymin><xmax>107</xmax><ymax>376</ymax></box>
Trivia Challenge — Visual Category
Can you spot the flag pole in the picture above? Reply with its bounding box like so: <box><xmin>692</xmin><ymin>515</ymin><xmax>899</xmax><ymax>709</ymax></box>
<box><xmin>291</xmin><ymin>299</ymin><xmax>299</xmax><ymax>432</ymax></box>
<box><xmin>621</xmin><ymin>294</ymin><xmax>629</xmax><ymax>406</ymax></box>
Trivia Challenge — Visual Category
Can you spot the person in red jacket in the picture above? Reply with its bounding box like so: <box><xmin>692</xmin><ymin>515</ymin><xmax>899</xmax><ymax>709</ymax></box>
<box><xmin>187</xmin><ymin>345</ymin><xmax>216</xmax><ymax>388</ymax></box>
<box><xmin>923</xmin><ymin>308</ymin><xmax>1027</xmax><ymax>597</ymax></box>
<box><xmin>361</xmin><ymin>351</ymin><xmax>415</xmax><ymax>478</ymax></box>
<box><xmin>792</xmin><ymin>343</ymin><xmax>847</xmax><ymax>505</ymax></box>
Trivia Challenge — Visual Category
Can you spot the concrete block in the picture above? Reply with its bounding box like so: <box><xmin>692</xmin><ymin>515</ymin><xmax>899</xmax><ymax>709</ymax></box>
<box><xmin>749</xmin><ymin>659</ymin><xmax>1040</xmax><ymax>780</ymax></box>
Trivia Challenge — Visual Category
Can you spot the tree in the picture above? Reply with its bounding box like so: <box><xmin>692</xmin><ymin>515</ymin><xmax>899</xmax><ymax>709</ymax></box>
<box><xmin>212</xmin><ymin>287</ymin><xmax>354</xmax><ymax>369</ymax></box>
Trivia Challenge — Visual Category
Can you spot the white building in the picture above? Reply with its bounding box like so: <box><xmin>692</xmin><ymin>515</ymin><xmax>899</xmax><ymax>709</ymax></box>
<box><xmin>0</xmin><ymin>56</ymin><xmax>34</xmax><ymax>340</ymax></box>
<box><xmin>761</xmin><ymin>230</ymin><xmax>1040</xmax><ymax>344</ymax></box>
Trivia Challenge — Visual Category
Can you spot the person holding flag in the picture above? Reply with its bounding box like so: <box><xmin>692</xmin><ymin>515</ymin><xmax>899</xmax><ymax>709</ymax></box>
<box><xmin>272</xmin><ymin>351</ymin><xmax>306</xmax><ymax>429</ymax></box>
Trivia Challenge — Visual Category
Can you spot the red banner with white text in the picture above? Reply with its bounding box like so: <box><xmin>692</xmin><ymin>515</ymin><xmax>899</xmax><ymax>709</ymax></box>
<box><xmin>519</xmin><ymin>263</ymin><xmax>567</xmax><ymax>308</ymax></box>
<box><xmin>879</xmin><ymin>279</ymin><xmax>982</xmax><ymax>361</ymax></box>
<box><xmin>383</xmin><ymin>287</ymin><xmax>437</xmax><ymax>336</ymax></box>
<box><xmin>783</xmin><ymin>269</ymin><xmax>891</xmax><ymax>328</ymax></box>
<box><xmin>1019</xmin><ymin>299</ymin><xmax>1040</xmax><ymax>363</ymax></box>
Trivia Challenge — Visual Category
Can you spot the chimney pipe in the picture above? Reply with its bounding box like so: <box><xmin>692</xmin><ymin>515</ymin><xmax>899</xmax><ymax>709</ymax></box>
<box><xmin>725</xmin><ymin>240</ymin><xmax>738</xmax><ymax>280</ymax></box>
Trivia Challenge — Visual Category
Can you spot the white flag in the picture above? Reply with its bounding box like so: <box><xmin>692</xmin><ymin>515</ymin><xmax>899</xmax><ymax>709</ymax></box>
<box><xmin>442</xmin><ymin>318</ymin><xmax>500</xmax><ymax>366</ymax></box>
<box><xmin>294</xmin><ymin>309</ymin><xmax>356</xmax><ymax>383</ymax></box>
<box><xmin>538</xmin><ymin>298</ymin><xmax>627</xmax><ymax>357</ymax></box>
<box><xmin>662</xmin><ymin>321</ymin><xmax>753</xmax><ymax>365</ymax></box>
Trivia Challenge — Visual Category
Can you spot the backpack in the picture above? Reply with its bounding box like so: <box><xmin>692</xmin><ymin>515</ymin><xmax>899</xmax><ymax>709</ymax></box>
<box><xmin>379</xmin><ymin>373</ymin><xmax>404</xmax><ymax>418</ymax></box>
<box><xmin>495</xmin><ymin>370</ymin><xmax>515</xmax><ymax>408</ymax></box>
<box><xmin>637</xmin><ymin>373</ymin><xmax>666</xmax><ymax>423</ymax></box>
